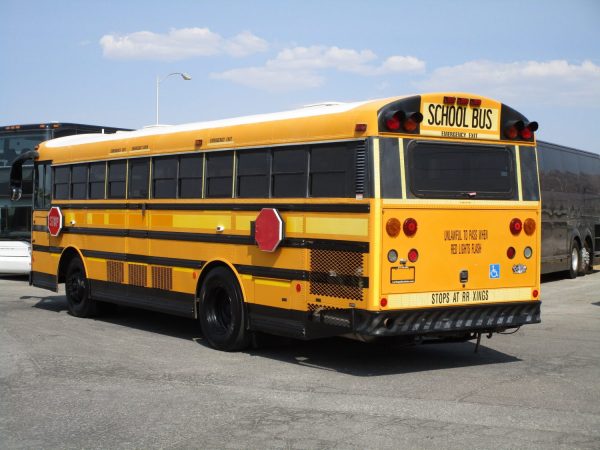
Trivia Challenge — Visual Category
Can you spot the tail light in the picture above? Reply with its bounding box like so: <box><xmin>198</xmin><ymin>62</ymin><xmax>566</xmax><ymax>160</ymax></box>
<box><xmin>510</xmin><ymin>218</ymin><xmax>522</xmax><ymax>235</ymax></box>
<box><xmin>524</xmin><ymin>218</ymin><xmax>536</xmax><ymax>235</ymax></box>
<box><xmin>408</xmin><ymin>249</ymin><xmax>419</xmax><ymax>262</ymax></box>
<box><xmin>507</xmin><ymin>247</ymin><xmax>516</xmax><ymax>259</ymax></box>
<box><xmin>403</xmin><ymin>218</ymin><xmax>418</xmax><ymax>236</ymax></box>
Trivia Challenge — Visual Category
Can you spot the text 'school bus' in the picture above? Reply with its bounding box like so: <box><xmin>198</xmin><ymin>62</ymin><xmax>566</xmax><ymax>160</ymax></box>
<box><xmin>11</xmin><ymin>94</ymin><xmax>542</xmax><ymax>351</ymax></box>
<box><xmin>537</xmin><ymin>140</ymin><xmax>600</xmax><ymax>278</ymax></box>
<box><xmin>0</xmin><ymin>123</ymin><xmax>129</xmax><ymax>275</ymax></box>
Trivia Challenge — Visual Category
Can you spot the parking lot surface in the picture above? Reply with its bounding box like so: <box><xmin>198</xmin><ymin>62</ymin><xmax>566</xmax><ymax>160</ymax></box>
<box><xmin>1</xmin><ymin>272</ymin><xmax>599</xmax><ymax>449</ymax></box>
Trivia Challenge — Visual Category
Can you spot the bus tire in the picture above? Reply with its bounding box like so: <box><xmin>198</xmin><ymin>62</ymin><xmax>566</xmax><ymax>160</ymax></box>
<box><xmin>568</xmin><ymin>241</ymin><xmax>580</xmax><ymax>279</ymax></box>
<box><xmin>579</xmin><ymin>239</ymin><xmax>592</xmax><ymax>275</ymax></box>
<box><xmin>198</xmin><ymin>267</ymin><xmax>250</xmax><ymax>351</ymax></box>
<box><xmin>65</xmin><ymin>257</ymin><xmax>97</xmax><ymax>317</ymax></box>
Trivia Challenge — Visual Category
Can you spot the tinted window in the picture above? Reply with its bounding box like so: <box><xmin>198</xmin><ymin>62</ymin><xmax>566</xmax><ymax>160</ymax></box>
<box><xmin>71</xmin><ymin>164</ymin><xmax>88</xmax><ymax>200</ymax></box>
<box><xmin>179</xmin><ymin>154</ymin><xmax>203</xmax><ymax>198</ymax></box>
<box><xmin>89</xmin><ymin>162</ymin><xmax>105</xmax><ymax>199</ymax></box>
<box><xmin>237</xmin><ymin>149</ymin><xmax>270</xmax><ymax>198</ymax></box>
<box><xmin>520</xmin><ymin>146</ymin><xmax>540</xmax><ymax>201</ymax></box>
<box><xmin>310</xmin><ymin>143</ymin><xmax>354</xmax><ymax>197</ymax></box>
<box><xmin>53</xmin><ymin>166</ymin><xmax>70</xmax><ymax>200</ymax></box>
<box><xmin>408</xmin><ymin>142</ymin><xmax>515</xmax><ymax>199</ymax></box>
<box><xmin>153</xmin><ymin>156</ymin><xmax>178</xmax><ymax>199</ymax></box>
<box><xmin>379</xmin><ymin>138</ymin><xmax>402</xmax><ymax>198</ymax></box>
<box><xmin>272</xmin><ymin>147</ymin><xmax>307</xmax><ymax>198</ymax></box>
<box><xmin>206</xmin><ymin>152</ymin><xmax>233</xmax><ymax>198</ymax></box>
<box><xmin>538</xmin><ymin>145</ymin><xmax>564</xmax><ymax>193</ymax></box>
<box><xmin>128</xmin><ymin>158</ymin><xmax>149</xmax><ymax>199</ymax></box>
<box><xmin>108</xmin><ymin>160</ymin><xmax>126</xmax><ymax>199</ymax></box>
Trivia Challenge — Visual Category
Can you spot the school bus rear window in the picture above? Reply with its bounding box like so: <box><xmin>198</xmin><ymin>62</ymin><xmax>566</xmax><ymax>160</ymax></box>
<box><xmin>407</xmin><ymin>142</ymin><xmax>515</xmax><ymax>199</ymax></box>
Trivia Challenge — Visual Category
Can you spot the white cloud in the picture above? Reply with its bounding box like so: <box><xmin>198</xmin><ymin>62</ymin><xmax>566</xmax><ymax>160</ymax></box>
<box><xmin>415</xmin><ymin>59</ymin><xmax>600</xmax><ymax>106</ymax></box>
<box><xmin>100</xmin><ymin>27</ymin><xmax>268</xmax><ymax>60</ymax></box>
<box><xmin>212</xmin><ymin>45</ymin><xmax>425</xmax><ymax>91</ymax></box>
<box><xmin>212</xmin><ymin>67</ymin><xmax>323</xmax><ymax>92</ymax></box>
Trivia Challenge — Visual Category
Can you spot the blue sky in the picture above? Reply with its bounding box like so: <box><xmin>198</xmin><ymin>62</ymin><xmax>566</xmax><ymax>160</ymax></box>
<box><xmin>2</xmin><ymin>0</ymin><xmax>599</xmax><ymax>152</ymax></box>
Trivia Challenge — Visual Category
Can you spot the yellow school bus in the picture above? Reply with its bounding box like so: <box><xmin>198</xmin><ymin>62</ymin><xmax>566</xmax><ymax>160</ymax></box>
<box><xmin>12</xmin><ymin>93</ymin><xmax>541</xmax><ymax>351</ymax></box>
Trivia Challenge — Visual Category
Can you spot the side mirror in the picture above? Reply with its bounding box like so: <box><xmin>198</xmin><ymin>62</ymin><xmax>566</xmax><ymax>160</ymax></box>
<box><xmin>11</xmin><ymin>187</ymin><xmax>22</xmax><ymax>201</ymax></box>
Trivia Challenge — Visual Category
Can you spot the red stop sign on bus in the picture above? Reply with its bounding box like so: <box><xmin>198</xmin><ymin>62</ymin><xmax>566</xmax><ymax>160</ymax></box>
<box><xmin>255</xmin><ymin>208</ymin><xmax>284</xmax><ymax>252</ymax></box>
<box><xmin>47</xmin><ymin>206</ymin><xmax>63</xmax><ymax>237</ymax></box>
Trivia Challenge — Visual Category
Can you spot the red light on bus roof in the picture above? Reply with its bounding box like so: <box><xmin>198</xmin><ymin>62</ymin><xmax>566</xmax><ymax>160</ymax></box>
<box><xmin>520</xmin><ymin>127</ymin><xmax>532</xmax><ymax>139</ymax></box>
<box><xmin>355</xmin><ymin>123</ymin><xmax>367</xmax><ymax>132</ymax></box>
<box><xmin>386</xmin><ymin>113</ymin><xmax>401</xmax><ymax>131</ymax></box>
<box><xmin>403</xmin><ymin>112</ymin><xmax>423</xmax><ymax>132</ymax></box>
<box><xmin>443</xmin><ymin>96</ymin><xmax>456</xmax><ymax>104</ymax></box>
<box><xmin>505</xmin><ymin>125</ymin><xmax>518</xmax><ymax>140</ymax></box>
<box><xmin>469</xmin><ymin>98</ymin><xmax>482</xmax><ymax>107</ymax></box>
<box><xmin>457</xmin><ymin>97</ymin><xmax>469</xmax><ymax>106</ymax></box>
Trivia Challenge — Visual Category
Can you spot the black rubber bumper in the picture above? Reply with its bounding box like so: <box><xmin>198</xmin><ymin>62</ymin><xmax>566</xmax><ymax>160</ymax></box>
<box><xmin>311</xmin><ymin>301</ymin><xmax>541</xmax><ymax>337</ymax></box>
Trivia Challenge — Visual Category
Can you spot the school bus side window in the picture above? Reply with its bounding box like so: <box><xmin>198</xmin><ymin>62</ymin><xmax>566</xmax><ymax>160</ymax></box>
<box><xmin>89</xmin><ymin>162</ymin><xmax>106</xmax><ymax>199</ymax></box>
<box><xmin>237</xmin><ymin>149</ymin><xmax>270</xmax><ymax>198</ymax></box>
<box><xmin>34</xmin><ymin>163</ymin><xmax>52</xmax><ymax>209</ymax></box>
<box><xmin>272</xmin><ymin>146</ymin><xmax>308</xmax><ymax>198</ymax></box>
<box><xmin>71</xmin><ymin>164</ymin><xmax>88</xmax><ymax>200</ymax></box>
<box><xmin>179</xmin><ymin>154</ymin><xmax>203</xmax><ymax>198</ymax></box>
<box><xmin>53</xmin><ymin>166</ymin><xmax>70</xmax><ymax>200</ymax></box>
<box><xmin>152</xmin><ymin>156</ymin><xmax>178</xmax><ymax>199</ymax></box>
<box><xmin>205</xmin><ymin>152</ymin><xmax>233</xmax><ymax>198</ymax></box>
<box><xmin>128</xmin><ymin>158</ymin><xmax>150</xmax><ymax>199</ymax></box>
<box><xmin>310</xmin><ymin>142</ymin><xmax>354</xmax><ymax>198</ymax></box>
<box><xmin>108</xmin><ymin>160</ymin><xmax>126</xmax><ymax>199</ymax></box>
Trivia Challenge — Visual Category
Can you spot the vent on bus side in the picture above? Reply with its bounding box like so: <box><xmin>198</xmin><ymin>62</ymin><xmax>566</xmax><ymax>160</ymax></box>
<box><xmin>128</xmin><ymin>264</ymin><xmax>147</xmax><ymax>287</ymax></box>
<box><xmin>355</xmin><ymin>141</ymin><xmax>367</xmax><ymax>196</ymax></box>
<box><xmin>309</xmin><ymin>249</ymin><xmax>365</xmax><ymax>301</ymax></box>
<box><xmin>152</xmin><ymin>266</ymin><xmax>173</xmax><ymax>291</ymax></box>
<box><xmin>107</xmin><ymin>261</ymin><xmax>124</xmax><ymax>284</ymax></box>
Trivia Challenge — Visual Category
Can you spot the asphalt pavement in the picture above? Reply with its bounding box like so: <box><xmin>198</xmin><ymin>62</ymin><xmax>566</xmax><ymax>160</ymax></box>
<box><xmin>1</xmin><ymin>271</ymin><xmax>599</xmax><ymax>449</ymax></box>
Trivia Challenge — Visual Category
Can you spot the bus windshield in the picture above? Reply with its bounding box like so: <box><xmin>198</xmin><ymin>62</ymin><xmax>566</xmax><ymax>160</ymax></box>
<box><xmin>0</xmin><ymin>131</ymin><xmax>46</xmax><ymax>239</ymax></box>
<box><xmin>0</xmin><ymin>130</ymin><xmax>49</xmax><ymax>167</ymax></box>
<box><xmin>407</xmin><ymin>141</ymin><xmax>516</xmax><ymax>200</ymax></box>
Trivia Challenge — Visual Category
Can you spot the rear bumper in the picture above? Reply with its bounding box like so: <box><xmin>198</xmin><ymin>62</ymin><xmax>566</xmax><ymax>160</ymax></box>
<box><xmin>311</xmin><ymin>301</ymin><xmax>541</xmax><ymax>337</ymax></box>
<box><xmin>0</xmin><ymin>256</ymin><xmax>31</xmax><ymax>275</ymax></box>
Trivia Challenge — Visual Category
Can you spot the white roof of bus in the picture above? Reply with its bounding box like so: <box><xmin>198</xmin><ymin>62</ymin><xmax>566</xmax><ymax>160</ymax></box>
<box><xmin>45</xmin><ymin>100</ymin><xmax>373</xmax><ymax>148</ymax></box>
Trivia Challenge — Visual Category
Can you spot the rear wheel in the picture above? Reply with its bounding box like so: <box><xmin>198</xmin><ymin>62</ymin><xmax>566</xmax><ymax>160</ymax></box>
<box><xmin>65</xmin><ymin>257</ymin><xmax>97</xmax><ymax>317</ymax></box>
<box><xmin>198</xmin><ymin>267</ymin><xmax>250</xmax><ymax>351</ymax></box>
<box><xmin>580</xmin><ymin>240</ymin><xmax>592</xmax><ymax>275</ymax></box>
<box><xmin>568</xmin><ymin>241</ymin><xmax>580</xmax><ymax>279</ymax></box>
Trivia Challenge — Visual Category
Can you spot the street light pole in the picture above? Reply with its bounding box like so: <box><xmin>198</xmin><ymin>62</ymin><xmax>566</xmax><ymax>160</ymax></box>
<box><xmin>155</xmin><ymin>72</ymin><xmax>192</xmax><ymax>125</ymax></box>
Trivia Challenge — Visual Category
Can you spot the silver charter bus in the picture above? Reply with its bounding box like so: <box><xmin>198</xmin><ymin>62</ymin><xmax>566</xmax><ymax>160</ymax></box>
<box><xmin>537</xmin><ymin>140</ymin><xmax>600</xmax><ymax>277</ymax></box>
<box><xmin>1</xmin><ymin>123</ymin><xmax>129</xmax><ymax>274</ymax></box>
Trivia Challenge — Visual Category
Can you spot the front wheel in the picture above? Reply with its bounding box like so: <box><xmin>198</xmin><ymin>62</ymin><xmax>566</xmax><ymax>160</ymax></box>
<box><xmin>198</xmin><ymin>267</ymin><xmax>250</xmax><ymax>351</ymax></box>
<box><xmin>65</xmin><ymin>257</ymin><xmax>97</xmax><ymax>317</ymax></box>
<box><xmin>568</xmin><ymin>241</ymin><xmax>580</xmax><ymax>279</ymax></box>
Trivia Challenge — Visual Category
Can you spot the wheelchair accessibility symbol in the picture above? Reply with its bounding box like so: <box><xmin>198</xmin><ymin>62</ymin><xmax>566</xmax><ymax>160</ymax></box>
<box><xmin>489</xmin><ymin>264</ymin><xmax>500</xmax><ymax>279</ymax></box>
